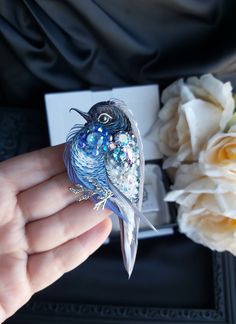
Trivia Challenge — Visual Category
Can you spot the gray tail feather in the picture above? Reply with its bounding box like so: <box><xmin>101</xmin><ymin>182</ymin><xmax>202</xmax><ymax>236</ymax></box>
<box><xmin>109</xmin><ymin>180</ymin><xmax>157</xmax><ymax>277</ymax></box>
<box><xmin>119</xmin><ymin>217</ymin><xmax>139</xmax><ymax>278</ymax></box>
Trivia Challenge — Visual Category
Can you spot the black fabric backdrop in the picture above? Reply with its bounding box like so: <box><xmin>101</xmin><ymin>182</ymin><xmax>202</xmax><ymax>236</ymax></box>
<box><xmin>1</xmin><ymin>0</ymin><xmax>236</xmax><ymax>320</ymax></box>
<box><xmin>0</xmin><ymin>0</ymin><xmax>236</xmax><ymax>109</ymax></box>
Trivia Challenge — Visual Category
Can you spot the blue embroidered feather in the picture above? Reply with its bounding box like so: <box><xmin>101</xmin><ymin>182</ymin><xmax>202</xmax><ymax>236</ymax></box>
<box><xmin>64</xmin><ymin>100</ymin><xmax>155</xmax><ymax>277</ymax></box>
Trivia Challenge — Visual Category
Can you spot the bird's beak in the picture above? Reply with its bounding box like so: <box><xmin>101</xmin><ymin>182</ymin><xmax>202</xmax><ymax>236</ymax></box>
<box><xmin>69</xmin><ymin>108</ymin><xmax>92</xmax><ymax>122</ymax></box>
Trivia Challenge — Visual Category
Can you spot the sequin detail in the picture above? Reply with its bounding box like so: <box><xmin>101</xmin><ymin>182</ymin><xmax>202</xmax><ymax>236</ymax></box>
<box><xmin>77</xmin><ymin>124</ymin><xmax>109</xmax><ymax>157</ymax></box>
<box><xmin>106</xmin><ymin>131</ymin><xmax>140</xmax><ymax>203</ymax></box>
<box><xmin>75</xmin><ymin>126</ymin><xmax>140</xmax><ymax>203</ymax></box>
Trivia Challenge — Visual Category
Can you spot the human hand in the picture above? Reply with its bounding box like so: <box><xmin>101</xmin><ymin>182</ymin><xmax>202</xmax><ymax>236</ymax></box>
<box><xmin>0</xmin><ymin>145</ymin><xmax>112</xmax><ymax>322</ymax></box>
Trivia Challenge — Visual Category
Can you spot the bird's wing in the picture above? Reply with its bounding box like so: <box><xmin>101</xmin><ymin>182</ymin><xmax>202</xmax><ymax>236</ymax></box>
<box><xmin>104</xmin><ymin>100</ymin><xmax>145</xmax><ymax>277</ymax></box>
<box><xmin>105</xmin><ymin>101</ymin><xmax>145</xmax><ymax>209</ymax></box>
<box><xmin>104</xmin><ymin>128</ymin><xmax>143</xmax><ymax>277</ymax></box>
<box><xmin>118</xmin><ymin>100</ymin><xmax>145</xmax><ymax>211</ymax></box>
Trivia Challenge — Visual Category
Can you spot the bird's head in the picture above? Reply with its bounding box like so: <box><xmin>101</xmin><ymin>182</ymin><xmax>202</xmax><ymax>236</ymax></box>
<box><xmin>70</xmin><ymin>101</ymin><xmax>131</xmax><ymax>134</ymax></box>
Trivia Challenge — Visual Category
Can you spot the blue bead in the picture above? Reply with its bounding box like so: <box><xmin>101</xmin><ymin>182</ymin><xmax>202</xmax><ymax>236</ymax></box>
<box><xmin>93</xmin><ymin>149</ymin><xmax>100</xmax><ymax>156</ymax></box>
<box><xmin>113</xmin><ymin>147</ymin><xmax>120</xmax><ymax>155</ymax></box>
<box><xmin>86</xmin><ymin>132</ymin><xmax>104</xmax><ymax>148</ymax></box>
<box><xmin>120</xmin><ymin>152</ymin><xmax>127</xmax><ymax>160</ymax></box>
<box><xmin>92</xmin><ymin>125</ymin><xmax>98</xmax><ymax>131</ymax></box>
<box><xmin>113</xmin><ymin>147</ymin><xmax>121</xmax><ymax>161</ymax></box>
<box><xmin>86</xmin><ymin>133</ymin><xmax>95</xmax><ymax>144</ymax></box>
<box><xmin>78</xmin><ymin>141</ymin><xmax>85</xmax><ymax>148</ymax></box>
<box><xmin>115</xmin><ymin>132</ymin><xmax>130</xmax><ymax>147</ymax></box>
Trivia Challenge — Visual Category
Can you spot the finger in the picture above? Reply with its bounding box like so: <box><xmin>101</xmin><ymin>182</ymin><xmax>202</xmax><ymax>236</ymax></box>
<box><xmin>28</xmin><ymin>218</ymin><xmax>112</xmax><ymax>292</ymax></box>
<box><xmin>0</xmin><ymin>144</ymin><xmax>65</xmax><ymax>193</ymax></box>
<box><xmin>18</xmin><ymin>172</ymin><xmax>75</xmax><ymax>222</ymax></box>
<box><xmin>0</xmin><ymin>304</ymin><xmax>6</xmax><ymax>324</ymax></box>
<box><xmin>26</xmin><ymin>200</ymin><xmax>111</xmax><ymax>254</ymax></box>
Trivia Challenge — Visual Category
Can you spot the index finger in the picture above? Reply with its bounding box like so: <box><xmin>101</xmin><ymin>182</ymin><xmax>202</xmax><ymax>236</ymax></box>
<box><xmin>0</xmin><ymin>144</ymin><xmax>66</xmax><ymax>193</ymax></box>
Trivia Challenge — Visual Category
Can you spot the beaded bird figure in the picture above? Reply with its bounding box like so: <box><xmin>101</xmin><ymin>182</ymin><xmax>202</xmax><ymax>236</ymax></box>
<box><xmin>64</xmin><ymin>100</ymin><xmax>155</xmax><ymax>277</ymax></box>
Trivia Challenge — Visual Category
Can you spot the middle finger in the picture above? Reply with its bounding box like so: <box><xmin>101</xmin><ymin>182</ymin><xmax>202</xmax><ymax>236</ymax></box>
<box><xmin>18</xmin><ymin>172</ymin><xmax>75</xmax><ymax>222</ymax></box>
<box><xmin>25</xmin><ymin>200</ymin><xmax>111</xmax><ymax>254</ymax></box>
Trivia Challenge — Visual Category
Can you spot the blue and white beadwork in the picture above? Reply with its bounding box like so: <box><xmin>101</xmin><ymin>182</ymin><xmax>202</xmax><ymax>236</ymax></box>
<box><xmin>105</xmin><ymin>131</ymin><xmax>140</xmax><ymax>203</ymax></box>
<box><xmin>64</xmin><ymin>100</ymin><xmax>151</xmax><ymax>277</ymax></box>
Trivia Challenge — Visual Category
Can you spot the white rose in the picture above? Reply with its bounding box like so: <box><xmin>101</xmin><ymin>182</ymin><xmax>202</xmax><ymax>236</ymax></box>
<box><xmin>158</xmin><ymin>74</ymin><xmax>234</xmax><ymax>169</ymax></box>
<box><xmin>178</xmin><ymin>206</ymin><xmax>236</xmax><ymax>255</ymax></box>
<box><xmin>166</xmin><ymin>164</ymin><xmax>236</xmax><ymax>215</ymax></box>
<box><xmin>199</xmin><ymin>128</ymin><xmax>236</xmax><ymax>179</ymax></box>
<box><xmin>165</xmin><ymin>164</ymin><xmax>236</xmax><ymax>255</ymax></box>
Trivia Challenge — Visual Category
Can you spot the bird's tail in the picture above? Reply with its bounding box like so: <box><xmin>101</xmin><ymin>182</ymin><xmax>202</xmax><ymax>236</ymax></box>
<box><xmin>108</xmin><ymin>180</ymin><xmax>157</xmax><ymax>278</ymax></box>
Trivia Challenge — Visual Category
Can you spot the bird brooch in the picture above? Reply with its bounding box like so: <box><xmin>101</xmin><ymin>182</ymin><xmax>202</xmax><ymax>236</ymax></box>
<box><xmin>64</xmin><ymin>100</ymin><xmax>156</xmax><ymax>277</ymax></box>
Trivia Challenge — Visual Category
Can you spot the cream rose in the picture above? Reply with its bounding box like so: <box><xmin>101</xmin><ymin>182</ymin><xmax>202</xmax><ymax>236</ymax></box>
<box><xmin>178</xmin><ymin>206</ymin><xmax>236</xmax><ymax>255</ymax></box>
<box><xmin>199</xmin><ymin>127</ymin><xmax>236</xmax><ymax>179</ymax></box>
<box><xmin>166</xmin><ymin>164</ymin><xmax>236</xmax><ymax>214</ymax></box>
<box><xmin>165</xmin><ymin>164</ymin><xmax>236</xmax><ymax>255</ymax></box>
<box><xmin>158</xmin><ymin>74</ymin><xmax>234</xmax><ymax>169</ymax></box>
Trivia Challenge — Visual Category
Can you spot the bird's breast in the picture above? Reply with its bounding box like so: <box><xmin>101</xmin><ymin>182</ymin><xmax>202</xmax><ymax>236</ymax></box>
<box><xmin>75</xmin><ymin>125</ymin><xmax>111</xmax><ymax>157</ymax></box>
<box><xmin>69</xmin><ymin>126</ymin><xmax>110</xmax><ymax>180</ymax></box>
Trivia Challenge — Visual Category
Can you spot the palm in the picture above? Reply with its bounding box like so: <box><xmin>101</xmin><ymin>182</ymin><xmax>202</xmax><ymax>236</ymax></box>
<box><xmin>0</xmin><ymin>145</ymin><xmax>111</xmax><ymax>322</ymax></box>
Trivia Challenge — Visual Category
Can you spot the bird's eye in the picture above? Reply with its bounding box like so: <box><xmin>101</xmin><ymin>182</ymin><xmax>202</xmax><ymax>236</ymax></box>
<box><xmin>98</xmin><ymin>113</ymin><xmax>112</xmax><ymax>124</ymax></box>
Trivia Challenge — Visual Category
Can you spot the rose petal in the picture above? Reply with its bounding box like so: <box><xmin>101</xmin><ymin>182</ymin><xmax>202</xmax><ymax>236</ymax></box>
<box><xmin>159</xmin><ymin>74</ymin><xmax>234</xmax><ymax>167</ymax></box>
<box><xmin>161</xmin><ymin>79</ymin><xmax>184</xmax><ymax>104</ymax></box>
<box><xmin>178</xmin><ymin>206</ymin><xmax>236</xmax><ymax>255</ymax></box>
<box><xmin>158</xmin><ymin>97</ymin><xmax>179</xmax><ymax>121</ymax></box>
<box><xmin>182</xmin><ymin>99</ymin><xmax>221</xmax><ymax>157</ymax></box>
<box><xmin>199</xmin><ymin>131</ymin><xmax>236</xmax><ymax>178</ymax></box>
<box><xmin>199</xmin><ymin>74</ymin><xmax>234</xmax><ymax>129</ymax></box>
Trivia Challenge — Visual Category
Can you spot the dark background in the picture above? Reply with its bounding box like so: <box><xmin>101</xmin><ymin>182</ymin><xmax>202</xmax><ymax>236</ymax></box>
<box><xmin>0</xmin><ymin>1</ymin><xmax>236</xmax><ymax>323</ymax></box>
<box><xmin>1</xmin><ymin>0</ymin><xmax>236</xmax><ymax>109</ymax></box>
